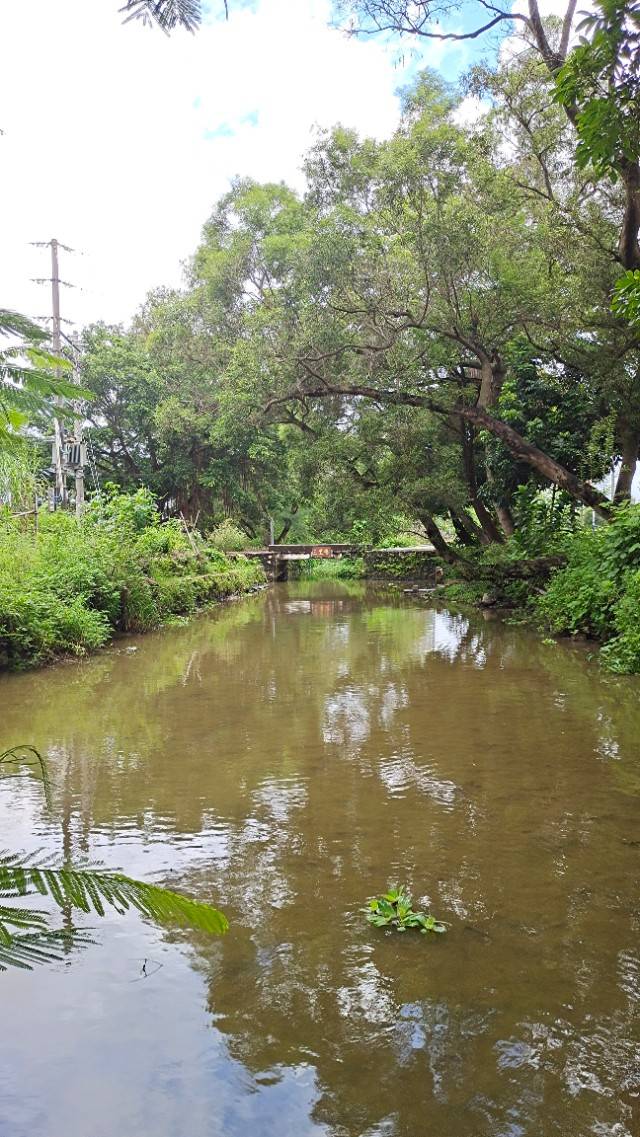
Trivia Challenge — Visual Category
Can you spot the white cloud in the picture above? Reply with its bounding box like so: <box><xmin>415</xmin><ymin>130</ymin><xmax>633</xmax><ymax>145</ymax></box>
<box><xmin>0</xmin><ymin>0</ymin><xmax>430</xmax><ymax>329</ymax></box>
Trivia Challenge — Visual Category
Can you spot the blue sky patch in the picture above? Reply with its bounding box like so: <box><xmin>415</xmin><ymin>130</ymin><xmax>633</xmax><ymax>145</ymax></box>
<box><xmin>203</xmin><ymin>122</ymin><xmax>236</xmax><ymax>140</ymax></box>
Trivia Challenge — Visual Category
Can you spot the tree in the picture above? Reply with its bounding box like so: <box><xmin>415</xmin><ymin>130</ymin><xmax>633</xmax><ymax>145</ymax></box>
<box><xmin>0</xmin><ymin>310</ymin><xmax>81</xmax><ymax>455</ymax></box>
<box><xmin>0</xmin><ymin>746</ymin><xmax>227</xmax><ymax>970</ymax></box>
<box><xmin>555</xmin><ymin>0</ymin><xmax>640</xmax><ymax>270</ymax></box>
<box><xmin>469</xmin><ymin>44</ymin><xmax>640</xmax><ymax>503</ymax></box>
<box><xmin>339</xmin><ymin>0</ymin><xmax>578</xmax><ymax>69</ymax></box>
<box><xmin>249</xmin><ymin>75</ymin><xmax>614</xmax><ymax>520</ymax></box>
<box><xmin>343</xmin><ymin>0</ymin><xmax>640</xmax><ymax>316</ymax></box>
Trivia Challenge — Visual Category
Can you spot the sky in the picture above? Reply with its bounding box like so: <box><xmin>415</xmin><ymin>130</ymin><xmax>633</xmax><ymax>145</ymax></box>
<box><xmin>0</xmin><ymin>0</ymin><xmax>453</xmax><ymax>332</ymax></box>
<box><xmin>0</xmin><ymin>0</ymin><xmax>565</xmax><ymax>333</ymax></box>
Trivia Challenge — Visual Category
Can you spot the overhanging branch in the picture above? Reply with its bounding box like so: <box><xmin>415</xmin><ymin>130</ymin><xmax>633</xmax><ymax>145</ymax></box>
<box><xmin>263</xmin><ymin>381</ymin><xmax>611</xmax><ymax>517</ymax></box>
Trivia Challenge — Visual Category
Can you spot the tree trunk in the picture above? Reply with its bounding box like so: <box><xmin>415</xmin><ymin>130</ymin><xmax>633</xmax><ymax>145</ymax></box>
<box><xmin>419</xmin><ymin>512</ymin><xmax>461</xmax><ymax>563</ymax></box>
<box><xmin>276</xmin><ymin>504</ymin><xmax>299</xmax><ymax>543</ymax></box>
<box><xmin>460</xmin><ymin>421</ymin><xmax>504</xmax><ymax>544</ymax></box>
<box><xmin>476</xmin><ymin>352</ymin><xmax>517</xmax><ymax>538</ymax></box>
<box><xmin>496</xmin><ymin>502</ymin><xmax>516</xmax><ymax>537</ymax></box>
<box><xmin>618</xmin><ymin>158</ymin><xmax>640</xmax><ymax>271</ymax></box>
<box><xmin>449</xmin><ymin>508</ymin><xmax>480</xmax><ymax>547</ymax></box>
<box><xmin>614</xmin><ymin>422</ymin><xmax>640</xmax><ymax>504</ymax></box>
<box><xmin>459</xmin><ymin>402</ymin><xmax>611</xmax><ymax>516</ymax></box>
<box><xmin>470</xmin><ymin>500</ymin><xmax>502</xmax><ymax>544</ymax></box>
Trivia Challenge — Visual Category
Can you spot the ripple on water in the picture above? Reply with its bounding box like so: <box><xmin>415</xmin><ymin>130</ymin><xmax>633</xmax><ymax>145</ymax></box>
<box><xmin>378</xmin><ymin>751</ymin><xmax>458</xmax><ymax>808</ymax></box>
<box><xmin>617</xmin><ymin>950</ymin><xmax>640</xmax><ymax>1003</ymax></box>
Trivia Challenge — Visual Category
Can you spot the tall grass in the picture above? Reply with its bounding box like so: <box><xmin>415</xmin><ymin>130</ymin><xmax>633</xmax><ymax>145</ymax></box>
<box><xmin>291</xmin><ymin>556</ymin><xmax>365</xmax><ymax>581</ymax></box>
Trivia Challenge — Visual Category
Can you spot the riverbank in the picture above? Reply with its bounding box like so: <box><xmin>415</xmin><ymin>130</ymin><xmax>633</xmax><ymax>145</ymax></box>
<box><xmin>437</xmin><ymin>504</ymin><xmax>640</xmax><ymax>675</ymax></box>
<box><xmin>291</xmin><ymin>506</ymin><xmax>640</xmax><ymax>676</ymax></box>
<box><xmin>0</xmin><ymin>489</ymin><xmax>265</xmax><ymax>670</ymax></box>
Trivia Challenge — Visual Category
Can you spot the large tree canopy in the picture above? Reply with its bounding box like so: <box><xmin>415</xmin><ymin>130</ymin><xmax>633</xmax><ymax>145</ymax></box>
<box><xmin>80</xmin><ymin>45</ymin><xmax>637</xmax><ymax>544</ymax></box>
<box><xmin>70</xmin><ymin>5</ymin><xmax>639</xmax><ymax>549</ymax></box>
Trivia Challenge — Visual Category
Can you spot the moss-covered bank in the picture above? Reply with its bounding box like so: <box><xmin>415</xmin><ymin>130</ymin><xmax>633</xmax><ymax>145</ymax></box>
<box><xmin>438</xmin><ymin>504</ymin><xmax>640</xmax><ymax>675</ymax></box>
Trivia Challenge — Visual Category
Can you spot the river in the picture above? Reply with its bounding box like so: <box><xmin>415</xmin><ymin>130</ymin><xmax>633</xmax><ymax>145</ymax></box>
<box><xmin>0</xmin><ymin>581</ymin><xmax>639</xmax><ymax>1137</ymax></box>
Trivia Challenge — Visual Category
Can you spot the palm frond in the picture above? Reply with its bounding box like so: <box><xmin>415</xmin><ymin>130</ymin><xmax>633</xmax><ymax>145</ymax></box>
<box><xmin>0</xmin><ymin>746</ymin><xmax>228</xmax><ymax>969</ymax></box>
<box><xmin>0</xmin><ymin>922</ymin><xmax>93</xmax><ymax>971</ymax></box>
<box><xmin>120</xmin><ymin>0</ymin><xmax>203</xmax><ymax>32</ymax></box>
<box><xmin>0</xmin><ymin>858</ymin><xmax>228</xmax><ymax>935</ymax></box>
<box><xmin>0</xmin><ymin>310</ymin><xmax>48</xmax><ymax>343</ymax></box>
<box><xmin>0</xmin><ymin>310</ymin><xmax>88</xmax><ymax>450</ymax></box>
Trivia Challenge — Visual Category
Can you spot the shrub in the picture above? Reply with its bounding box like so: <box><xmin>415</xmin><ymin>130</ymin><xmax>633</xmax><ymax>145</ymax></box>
<box><xmin>600</xmin><ymin>570</ymin><xmax>640</xmax><ymax>674</ymax></box>
<box><xmin>0</xmin><ymin>493</ymin><xmax>265</xmax><ymax>669</ymax></box>
<box><xmin>535</xmin><ymin>504</ymin><xmax>640</xmax><ymax>673</ymax></box>
<box><xmin>208</xmin><ymin>518</ymin><xmax>252</xmax><ymax>552</ymax></box>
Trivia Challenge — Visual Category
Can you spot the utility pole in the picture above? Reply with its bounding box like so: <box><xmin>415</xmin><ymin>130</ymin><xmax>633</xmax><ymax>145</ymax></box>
<box><xmin>50</xmin><ymin>238</ymin><xmax>67</xmax><ymax>508</ymax></box>
<box><xmin>32</xmin><ymin>238</ymin><xmax>86</xmax><ymax>515</ymax></box>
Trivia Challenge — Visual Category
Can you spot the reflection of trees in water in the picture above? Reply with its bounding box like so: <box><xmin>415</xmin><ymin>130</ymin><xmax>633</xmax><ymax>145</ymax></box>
<box><xmin>1</xmin><ymin>585</ymin><xmax>639</xmax><ymax>1134</ymax></box>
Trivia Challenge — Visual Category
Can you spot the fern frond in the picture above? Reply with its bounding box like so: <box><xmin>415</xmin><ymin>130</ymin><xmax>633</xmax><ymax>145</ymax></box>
<box><xmin>0</xmin><ymin>903</ymin><xmax>49</xmax><ymax>943</ymax></box>
<box><xmin>0</xmin><ymin>927</ymin><xmax>93</xmax><ymax>971</ymax></box>
<box><xmin>120</xmin><ymin>0</ymin><xmax>203</xmax><ymax>31</ymax></box>
<box><xmin>0</xmin><ymin>861</ymin><xmax>228</xmax><ymax>935</ymax></box>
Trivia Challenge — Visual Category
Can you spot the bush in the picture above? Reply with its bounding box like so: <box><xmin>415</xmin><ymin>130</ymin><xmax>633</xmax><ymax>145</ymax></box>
<box><xmin>600</xmin><ymin>570</ymin><xmax>640</xmax><ymax>674</ymax></box>
<box><xmin>535</xmin><ymin>504</ymin><xmax>640</xmax><ymax>672</ymax></box>
<box><xmin>535</xmin><ymin>530</ymin><xmax>617</xmax><ymax>639</ymax></box>
<box><xmin>208</xmin><ymin>518</ymin><xmax>252</xmax><ymax>552</ymax></box>
<box><xmin>0</xmin><ymin>492</ymin><xmax>265</xmax><ymax>669</ymax></box>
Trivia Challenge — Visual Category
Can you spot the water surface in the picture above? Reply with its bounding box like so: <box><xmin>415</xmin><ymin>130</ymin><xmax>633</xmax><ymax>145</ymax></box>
<box><xmin>1</xmin><ymin>583</ymin><xmax>639</xmax><ymax>1137</ymax></box>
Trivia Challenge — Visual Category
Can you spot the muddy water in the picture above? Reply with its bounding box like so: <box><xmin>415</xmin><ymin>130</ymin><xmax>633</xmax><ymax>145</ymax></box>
<box><xmin>0</xmin><ymin>582</ymin><xmax>639</xmax><ymax>1137</ymax></box>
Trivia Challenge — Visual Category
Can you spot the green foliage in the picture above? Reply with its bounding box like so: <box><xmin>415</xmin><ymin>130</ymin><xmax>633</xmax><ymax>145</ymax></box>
<box><xmin>0</xmin><ymin>490</ymin><xmax>264</xmax><ymax>669</ymax></box>
<box><xmin>485</xmin><ymin>342</ymin><xmax>610</xmax><ymax>515</ymax></box>
<box><xmin>364</xmin><ymin>886</ymin><xmax>447</xmax><ymax>935</ymax></box>
<box><xmin>0</xmin><ymin>746</ymin><xmax>227</xmax><ymax>970</ymax></box>
<box><xmin>510</xmin><ymin>489</ymin><xmax>580</xmax><ymax>558</ymax></box>
<box><xmin>208</xmin><ymin>517</ymin><xmax>253</xmax><ymax>551</ymax></box>
<box><xmin>554</xmin><ymin>0</ymin><xmax>640</xmax><ymax>179</ymax></box>
<box><xmin>441</xmin><ymin>578</ymin><xmax>488</xmax><ymax>606</ymax></box>
<box><xmin>536</xmin><ymin>504</ymin><xmax>640</xmax><ymax>671</ymax></box>
<box><xmin>600</xmin><ymin>569</ymin><xmax>640</xmax><ymax>672</ymax></box>
<box><xmin>0</xmin><ymin>309</ymin><xmax>86</xmax><ymax>455</ymax></box>
<box><xmin>612</xmin><ymin>269</ymin><xmax>640</xmax><ymax>326</ymax></box>
<box><xmin>536</xmin><ymin>538</ymin><xmax>617</xmax><ymax>639</ymax></box>
<box><xmin>292</xmin><ymin>557</ymin><xmax>365</xmax><ymax>580</ymax></box>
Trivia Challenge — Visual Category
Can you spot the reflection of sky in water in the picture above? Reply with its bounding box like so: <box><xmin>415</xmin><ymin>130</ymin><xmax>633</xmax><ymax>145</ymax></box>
<box><xmin>378</xmin><ymin>753</ymin><xmax>458</xmax><ymax>807</ymax></box>
<box><xmin>322</xmin><ymin>689</ymin><xmax>370</xmax><ymax>747</ymax></box>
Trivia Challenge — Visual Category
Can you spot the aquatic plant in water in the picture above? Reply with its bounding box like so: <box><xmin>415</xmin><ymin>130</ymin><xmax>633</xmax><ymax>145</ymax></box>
<box><xmin>364</xmin><ymin>886</ymin><xmax>447</xmax><ymax>935</ymax></box>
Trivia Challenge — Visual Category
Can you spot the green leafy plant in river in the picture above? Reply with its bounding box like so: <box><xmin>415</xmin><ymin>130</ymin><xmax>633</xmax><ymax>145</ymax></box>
<box><xmin>364</xmin><ymin>886</ymin><xmax>447</xmax><ymax>935</ymax></box>
<box><xmin>0</xmin><ymin>746</ymin><xmax>228</xmax><ymax>970</ymax></box>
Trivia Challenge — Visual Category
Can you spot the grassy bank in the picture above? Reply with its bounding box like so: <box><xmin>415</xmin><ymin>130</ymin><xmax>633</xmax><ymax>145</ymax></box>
<box><xmin>0</xmin><ymin>489</ymin><xmax>265</xmax><ymax>670</ymax></box>
<box><xmin>441</xmin><ymin>504</ymin><xmax>640</xmax><ymax>675</ymax></box>
<box><xmin>289</xmin><ymin>557</ymin><xmax>366</xmax><ymax>581</ymax></box>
